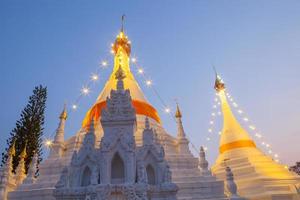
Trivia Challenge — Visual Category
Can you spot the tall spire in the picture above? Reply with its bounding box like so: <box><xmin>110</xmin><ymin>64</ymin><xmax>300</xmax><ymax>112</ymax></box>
<box><xmin>198</xmin><ymin>146</ymin><xmax>211</xmax><ymax>176</ymax></box>
<box><xmin>50</xmin><ymin>105</ymin><xmax>67</xmax><ymax>158</ymax></box>
<box><xmin>175</xmin><ymin>103</ymin><xmax>185</xmax><ymax>138</ymax></box>
<box><xmin>115</xmin><ymin>65</ymin><xmax>126</xmax><ymax>91</ymax></box>
<box><xmin>214</xmin><ymin>73</ymin><xmax>255</xmax><ymax>154</ymax></box>
<box><xmin>24</xmin><ymin>153</ymin><xmax>38</xmax><ymax>184</ymax></box>
<box><xmin>54</xmin><ymin>104</ymin><xmax>67</xmax><ymax>144</ymax></box>
<box><xmin>175</xmin><ymin>103</ymin><xmax>191</xmax><ymax>155</ymax></box>
<box><xmin>15</xmin><ymin>143</ymin><xmax>27</xmax><ymax>185</ymax></box>
<box><xmin>82</xmin><ymin>17</ymin><xmax>161</xmax><ymax>128</ymax></box>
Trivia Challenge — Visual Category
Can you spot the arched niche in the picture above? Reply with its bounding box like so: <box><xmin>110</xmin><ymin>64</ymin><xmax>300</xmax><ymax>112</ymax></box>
<box><xmin>111</xmin><ymin>152</ymin><xmax>125</xmax><ymax>183</ymax></box>
<box><xmin>81</xmin><ymin>166</ymin><xmax>92</xmax><ymax>186</ymax></box>
<box><xmin>146</xmin><ymin>164</ymin><xmax>156</xmax><ymax>185</ymax></box>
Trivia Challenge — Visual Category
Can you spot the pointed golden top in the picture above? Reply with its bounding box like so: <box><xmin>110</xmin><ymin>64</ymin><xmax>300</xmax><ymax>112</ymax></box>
<box><xmin>20</xmin><ymin>142</ymin><xmax>27</xmax><ymax>159</ymax></box>
<box><xmin>214</xmin><ymin>73</ymin><xmax>226</xmax><ymax>92</ymax></box>
<box><xmin>175</xmin><ymin>103</ymin><xmax>182</xmax><ymax>118</ymax></box>
<box><xmin>59</xmin><ymin>104</ymin><xmax>67</xmax><ymax>120</ymax></box>
<box><xmin>8</xmin><ymin>139</ymin><xmax>16</xmax><ymax>156</ymax></box>
<box><xmin>112</xmin><ymin>15</ymin><xmax>131</xmax><ymax>56</ymax></box>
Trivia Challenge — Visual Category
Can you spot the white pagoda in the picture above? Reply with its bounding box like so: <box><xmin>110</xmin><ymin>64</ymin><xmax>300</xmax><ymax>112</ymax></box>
<box><xmin>212</xmin><ymin>74</ymin><xmax>300</xmax><ymax>200</ymax></box>
<box><xmin>1</xmin><ymin>21</ymin><xmax>229</xmax><ymax>200</ymax></box>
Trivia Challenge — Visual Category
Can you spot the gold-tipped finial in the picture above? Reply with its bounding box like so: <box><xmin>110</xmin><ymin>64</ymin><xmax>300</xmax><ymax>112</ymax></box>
<box><xmin>213</xmin><ymin>67</ymin><xmax>225</xmax><ymax>92</ymax></box>
<box><xmin>20</xmin><ymin>142</ymin><xmax>27</xmax><ymax>159</ymax></box>
<box><xmin>111</xmin><ymin>15</ymin><xmax>131</xmax><ymax>56</ymax></box>
<box><xmin>8</xmin><ymin>139</ymin><xmax>16</xmax><ymax>156</ymax></box>
<box><xmin>175</xmin><ymin>103</ymin><xmax>182</xmax><ymax>118</ymax></box>
<box><xmin>115</xmin><ymin>65</ymin><xmax>126</xmax><ymax>80</ymax></box>
<box><xmin>59</xmin><ymin>103</ymin><xmax>68</xmax><ymax>120</ymax></box>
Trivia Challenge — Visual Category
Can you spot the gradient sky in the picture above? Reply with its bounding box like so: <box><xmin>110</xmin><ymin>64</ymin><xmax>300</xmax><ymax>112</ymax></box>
<box><xmin>1</xmin><ymin>1</ymin><xmax>300</xmax><ymax>165</ymax></box>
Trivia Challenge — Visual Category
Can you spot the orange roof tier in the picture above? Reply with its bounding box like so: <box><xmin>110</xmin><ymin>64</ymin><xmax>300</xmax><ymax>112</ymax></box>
<box><xmin>82</xmin><ymin>100</ymin><xmax>161</xmax><ymax>128</ymax></box>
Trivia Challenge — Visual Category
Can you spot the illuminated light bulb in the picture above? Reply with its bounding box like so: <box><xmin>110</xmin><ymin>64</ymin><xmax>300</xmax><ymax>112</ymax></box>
<box><xmin>146</xmin><ymin>80</ymin><xmax>152</xmax><ymax>86</ymax></box>
<box><xmin>266</xmin><ymin>144</ymin><xmax>270</xmax><ymax>148</ymax></box>
<box><xmin>208</xmin><ymin>129</ymin><xmax>212</xmax><ymax>133</ymax></box>
<box><xmin>211</xmin><ymin>113</ymin><xmax>216</xmax><ymax>117</ymax></box>
<box><xmin>238</xmin><ymin>109</ymin><xmax>243</xmax><ymax>114</ymax></box>
<box><xmin>111</xmin><ymin>43</ymin><xmax>114</xmax><ymax>47</ymax></box>
<box><xmin>233</xmin><ymin>102</ymin><xmax>238</xmax><ymax>107</ymax></box>
<box><xmin>204</xmin><ymin>147</ymin><xmax>208</xmax><ymax>151</ymax></box>
<box><xmin>210</xmin><ymin>121</ymin><xmax>214</xmax><ymax>125</ymax></box>
<box><xmin>131</xmin><ymin>57</ymin><xmax>137</xmax><ymax>63</ymax></box>
<box><xmin>206</xmin><ymin>137</ymin><xmax>211</xmax><ymax>141</ymax></box>
<box><xmin>262</xmin><ymin>142</ymin><xmax>266</xmax><ymax>145</ymax></box>
<box><xmin>274</xmin><ymin>154</ymin><xmax>279</xmax><ymax>158</ymax></box>
<box><xmin>164</xmin><ymin>107</ymin><xmax>171</xmax><ymax>113</ymax></box>
<box><xmin>218</xmin><ymin>102</ymin><xmax>221</xmax><ymax>105</ymax></box>
<box><xmin>268</xmin><ymin>150</ymin><xmax>272</xmax><ymax>154</ymax></box>
<box><xmin>249</xmin><ymin>125</ymin><xmax>256</xmax><ymax>130</ymax></box>
<box><xmin>110</xmin><ymin>49</ymin><xmax>115</xmax><ymax>54</ymax></box>
<box><xmin>255</xmin><ymin>133</ymin><xmax>262</xmax><ymax>138</ymax></box>
<box><xmin>81</xmin><ymin>87</ymin><xmax>90</xmax><ymax>96</ymax></box>
<box><xmin>138</xmin><ymin>68</ymin><xmax>144</xmax><ymax>74</ymax></box>
<box><xmin>218</xmin><ymin>111</ymin><xmax>222</xmax><ymax>116</ymax></box>
<box><xmin>72</xmin><ymin>104</ymin><xmax>78</xmax><ymax>110</ymax></box>
<box><xmin>214</xmin><ymin>98</ymin><xmax>218</xmax><ymax>102</ymax></box>
<box><xmin>101</xmin><ymin>60</ymin><xmax>108</xmax><ymax>67</ymax></box>
<box><xmin>243</xmin><ymin>117</ymin><xmax>249</xmax><ymax>122</ymax></box>
<box><xmin>275</xmin><ymin>159</ymin><xmax>279</xmax><ymax>163</ymax></box>
<box><xmin>213</xmin><ymin>105</ymin><xmax>217</xmax><ymax>109</ymax></box>
<box><xmin>284</xmin><ymin>166</ymin><xmax>288</xmax><ymax>169</ymax></box>
<box><xmin>45</xmin><ymin>139</ymin><xmax>53</xmax><ymax>147</ymax></box>
<box><xmin>91</xmin><ymin>74</ymin><xmax>99</xmax><ymax>81</ymax></box>
<box><xmin>218</xmin><ymin>131</ymin><xmax>222</xmax><ymax>135</ymax></box>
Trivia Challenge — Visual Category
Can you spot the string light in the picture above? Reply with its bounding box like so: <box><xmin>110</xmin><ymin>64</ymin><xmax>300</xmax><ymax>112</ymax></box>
<box><xmin>91</xmin><ymin>74</ymin><xmax>99</xmax><ymax>81</ymax></box>
<box><xmin>138</xmin><ymin>68</ymin><xmax>144</xmax><ymax>74</ymax></box>
<box><xmin>146</xmin><ymin>80</ymin><xmax>152</xmax><ymax>86</ymax></box>
<box><xmin>101</xmin><ymin>60</ymin><xmax>108</xmax><ymax>67</ymax></box>
<box><xmin>72</xmin><ymin>104</ymin><xmax>78</xmax><ymax>110</ymax></box>
<box><xmin>164</xmin><ymin>107</ymin><xmax>171</xmax><ymax>113</ymax></box>
<box><xmin>131</xmin><ymin>57</ymin><xmax>137</xmax><ymax>63</ymax></box>
<box><xmin>81</xmin><ymin>86</ymin><xmax>90</xmax><ymax>96</ymax></box>
<box><xmin>44</xmin><ymin>139</ymin><xmax>53</xmax><ymax>148</ymax></box>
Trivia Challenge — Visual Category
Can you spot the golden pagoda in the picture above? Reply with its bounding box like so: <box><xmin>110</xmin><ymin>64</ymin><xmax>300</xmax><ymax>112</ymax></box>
<box><xmin>82</xmin><ymin>19</ymin><xmax>160</xmax><ymax>129</ymax></box>
<box><xmin>212</xmin><ymin>74</ymin><xmax>300</xmax><ymax>200</ymax></box>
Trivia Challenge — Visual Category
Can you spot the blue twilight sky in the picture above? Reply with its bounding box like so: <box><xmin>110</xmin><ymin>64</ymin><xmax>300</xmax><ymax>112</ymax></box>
<box><xmin>0</xmin><ymin>1</ymin><xmax>300</xmax><ymax>165</ymax></box>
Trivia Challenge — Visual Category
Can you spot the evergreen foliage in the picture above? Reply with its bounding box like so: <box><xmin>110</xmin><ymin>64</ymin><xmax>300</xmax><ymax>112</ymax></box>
<box><xmin>1</xmin><ymin>85</ymin><xmax>47</xmax><ymax>176</ymax></box>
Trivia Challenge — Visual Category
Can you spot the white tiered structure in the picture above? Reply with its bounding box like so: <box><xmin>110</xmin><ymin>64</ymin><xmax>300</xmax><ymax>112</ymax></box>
<box><xmin>1</xmin><ymin>24</ymin><xmax>228</xmax><ymax>199</ymax></box>
<box><xmin>212</xmin><ymin>74</ymin><xmax>300</xmax><ymax>200</ymax></box>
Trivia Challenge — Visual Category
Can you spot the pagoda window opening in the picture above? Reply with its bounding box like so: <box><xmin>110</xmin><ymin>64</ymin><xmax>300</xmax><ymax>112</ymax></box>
<box><xmin>111</xmin><ymin>152</ymin><xmax>125</xmax><ymax>184</ymax></box>
<box><xmin>81</xmin><ymin>166</ymin><xmax>92</xmax><ymax>187</ymax></box>
<box><xmin>146</xmin><ymin>164</ymin><xmax>156</xmax><ymax>185</ymax></box>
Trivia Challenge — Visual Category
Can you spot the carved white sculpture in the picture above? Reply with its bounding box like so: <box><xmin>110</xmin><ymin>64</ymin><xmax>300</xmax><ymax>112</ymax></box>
<box><xmin>53</xmin><ymin>67</ymin><xmax>178</xmax><ymax>200</ymax></box>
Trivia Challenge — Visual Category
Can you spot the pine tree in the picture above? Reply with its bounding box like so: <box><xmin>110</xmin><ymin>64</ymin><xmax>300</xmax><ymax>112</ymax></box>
<box><xmin>1</xmin><ymin>85</ymin><xmax>47</xmax><ymax>176</ymax></box>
